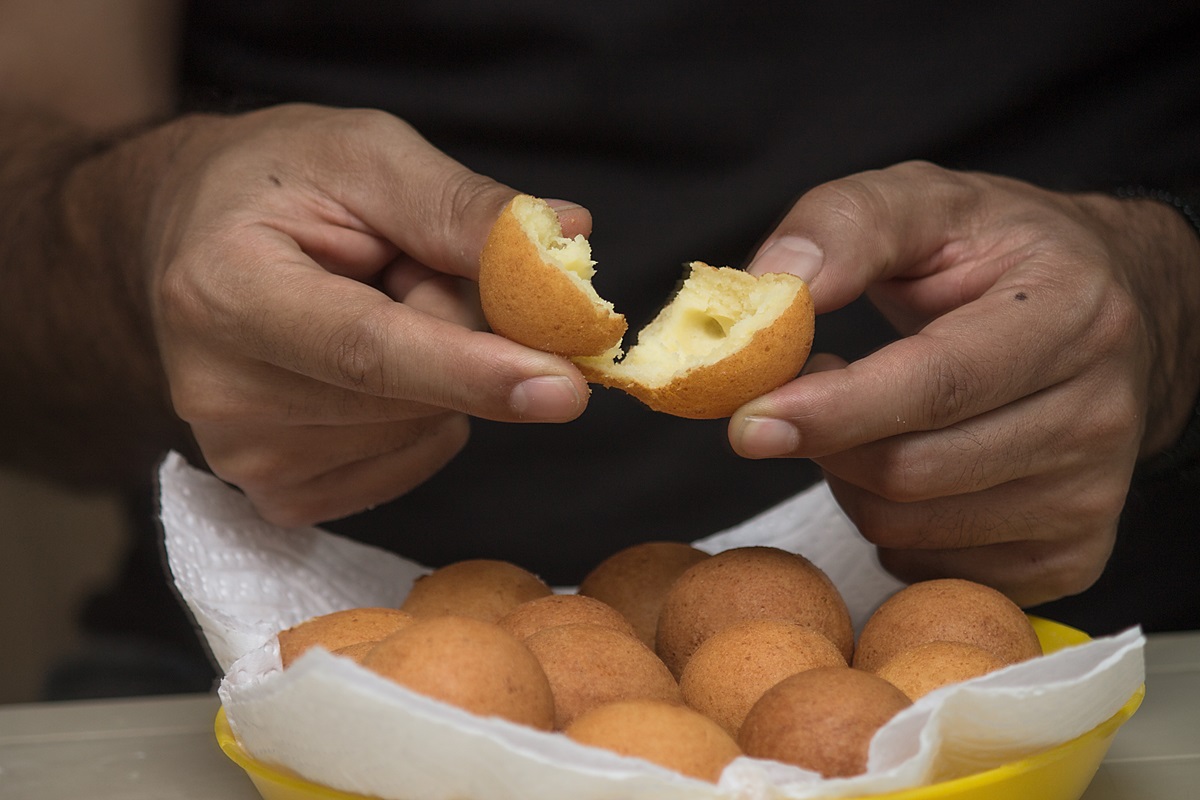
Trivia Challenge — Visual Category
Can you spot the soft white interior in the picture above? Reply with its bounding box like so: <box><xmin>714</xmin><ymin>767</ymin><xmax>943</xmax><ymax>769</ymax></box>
<box><xmin>591</xmin><ymin>265</ymin><xmax>794</xmax><ymax>387</ymax></box>
<box><xmin>514</xmin><ymin>195</ymin><xmax>605</xmax><ymax>292</ymax></box>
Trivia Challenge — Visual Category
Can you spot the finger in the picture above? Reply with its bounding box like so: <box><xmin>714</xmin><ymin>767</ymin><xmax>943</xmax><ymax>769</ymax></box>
<box><xmin>800</xmin><ymin>351</ymin><xmax>848</xmax><ymax>376</ymax></box>
<box><xmin>273</xmin><ymin>215</ymin><xmax>400</xmax><ymax>282</ymax></box>
<box><xmin>214</xmin><ymin>414</ymin><xmax>472</xmax><ymax>527</ymax></box>
<box><xmin>545</xmin><ymin>199</ymin><xmax>593</xmax><ymax>239</ymax></box>
<box><xmin>294</xmin><ymin>109</ymin><xmax>593</xmax><ymax>282</ymax></box>
<box><xmin>196</xmin><ymin>412</ymin><xmax>463</xmax><ymax>491</ymax></box>
<box><xmin>172</xmin><ymin>354</ymin><xmax>444</xmax><ymax>426</ymax></box>
<box><xmin>812</xmin><ymin>376</ymin><xmax>1138</xmax><ymax>503</ymax></box>
<box><xmin>746</xmin><ymin>161</ymin><xmax>986</xmax><ymax>313</ymax></box>
<box><xmin>730</xmin><ymin>280</ymin><xmax>1101</xmax><ymax>459</ymax></box>
<box><xmin>380</xmin><ymin>257</ymin><xmax>484</xmax><ymax>330</ymax></box>
<box><xmin>823</xmin><ymin>458</ymin><xmax>1129</xmax><ymax>553</ymax></box>
<box><xmin>168</xmin><ymin>229</ymin><xmax>589</xmax><ymax>423</ymax></box>
<box><xmin>379</xmin><ymin>257</ymin><xmax>441</xmax><ymax>301</ymax></box>
<box><xmin>830</xmin><ymin>469</ymin><xmax>1120</xmax><ymax>605</ymax></box>
<box><xmin>874</xmin><ymin>532</ymin><xmax>1116</xmax><ymax>607</ymax></box>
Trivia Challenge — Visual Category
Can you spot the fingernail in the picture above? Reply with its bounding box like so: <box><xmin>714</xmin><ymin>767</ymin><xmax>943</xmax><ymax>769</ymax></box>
<box><xmin>510</xmin><ymin>376</ymin><xmax>584</xmax><ymax>421</ymax></box>
<box><xmin>749</xmin><ymin>236</ymin><xmax>824</xmax><ymax>283</ymax></box>
<box><xmin>544</xmin><ymin>198</ymin><xmax>584</xmax><ymax>212</ymax></box>
<box><xmin>738</xmin><ymin>416</ymin><xmax>800</xmax><ymax>458</ymax></box>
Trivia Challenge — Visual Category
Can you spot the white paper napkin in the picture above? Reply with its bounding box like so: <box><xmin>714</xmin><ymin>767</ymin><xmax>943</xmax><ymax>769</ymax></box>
<box><xmin>160</xmin><ymin>452</ymin><xmax>1144</xmax><ymax>800</ymax></box>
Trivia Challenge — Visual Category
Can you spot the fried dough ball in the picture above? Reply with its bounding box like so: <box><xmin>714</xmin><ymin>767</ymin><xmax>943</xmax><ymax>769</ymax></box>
<box><xmin>362</xmin><ymin>615</ymin><xmax>555</xmax><ymax>730</ymax></box>
<box><xmin>875</xmin><ymin>640</ymin><xmax>1007</xmax><ymax>700</ymax></box>
<box><xmin>497</xmin><ymin>593</ymin><xmax>637</xmax><ymax>642</ymax></box>
<box><xmin>679</xmin><ymin>619</ymin><xmax>846</xmax><ymax>737</ymax></box>
<box><xmin>577</xmin><ymin>541</ymin><xmax>711</xmax><ymax>647</ymax></box>
<box><xmin>522</xmin><ymin>622</ymin><xmax>682</xmax><ymax>729</ymax></box>
<box><xmin>738</xmin><ymin>666</ymin><xmax>911</xmax><ymax>778</ymax></box>
<box><xmin>277</xmin><ymin>607</ymin><xmax>413</xmax><ymax>668</ymax></box>
<box><xmin>565</xmin><ymin>699</ymin><xmax>742</xmax><ymax>783</ymax></box>
<box><xmin>853</xmin><ymin>579</ymin><xmax>1042</xmax><ymax>673</ymax></box>
<box><xmin>400</xmin><ymin>559</ymin><xmax>552</xmax><ymax>623</ymax></box>
<box><xmin>480</xmin><ymin>195</ymin><xmax>814</xmax><ymax>418</ymax></box>
<box><xmin>656</xmin><ymin>546</ymin><xmax>854</xmax><ymax>677</ymax></box>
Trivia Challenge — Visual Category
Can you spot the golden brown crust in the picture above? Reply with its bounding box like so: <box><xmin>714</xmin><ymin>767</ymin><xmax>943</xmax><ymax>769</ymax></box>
<box><xmin>479</xmin><ymin>196</ymin><xmax>626</xmax><ymax>356</ymax></box>
<box><xmin>575</xmin><ymin>277</ymin><xmax>814</xmax><ymax>418</ymax></box>
<box><xmin>277</xmin><ymin>607</ymin><xmax>413</xmax><ymax>668</ymax></box>
<box><xmin>679</xmin><ymin>620</ymin><xmax>846</xmax><ymax>737</ymax></box>
<box><xmin>399</xmin><ymin>558</ymin><xmax>553</xmax><ymax>623</ymax></box>
<box><xmin>853</xmin><ymin>578</ymin><xmax>1043</xmax><ymax>673</ymax></box>
<box><xmin>737</xmin><ymin>666</ymin><xmax>911</xmax><ymax>778</ymax></box>
<box><xmin>874</xmin><ymin>640</ymin><xmax>1006</xmax><ymax>700</ymax></box>
<box><xmin>655</xmin><ymin>546</ymin><xmax>855</xmax><ymax>677</ymax></box>
<box><xmin>522</xmin><ymin>622</ymin><xmax>682</xmax><ymax>729</ymax></box>
<box><xmin>362</xmin><ymin>615</ymin><xmax>556</xmax><ymax>730</ymax></box>
<box><xmin>480</xmin><ymin>197</ymin><xmax>814</xmax><ymax>417</ymax></box>
<box><xmin>497</xmin><ymin>593</ymin><xmax>638</xmax><ymax>642</ymax></box>
<box><xmin>564</xmin><ymin>699</ymin><xmax>742</xmax><ymax>783</ymax></box>
<box><xmin>577</xmin><ymin>541</ymin><xmax>712</xmax><ymax>648</ymax></box>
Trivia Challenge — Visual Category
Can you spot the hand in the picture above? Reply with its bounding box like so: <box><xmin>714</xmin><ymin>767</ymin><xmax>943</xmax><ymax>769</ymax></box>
<box><xmin>730</xmin><ymin>161</ymin><xmax>1200</xmax><ymax>605</ymax></box>
<box><xmin>147</xmin><ymin>104</ymin><xmax>590</xmax><ymax>526</ymax></box>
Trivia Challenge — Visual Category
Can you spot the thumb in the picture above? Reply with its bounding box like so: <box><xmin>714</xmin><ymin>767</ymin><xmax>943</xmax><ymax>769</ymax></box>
<box><xmin>309</xmin><ymin>112</ymin><xmax>519</xmax><ymax>281</ymax></box>
<box><xmin>746</xmin><ymin>161</ymin><xmax>979</xmax><ymax>313</ymax></box>
<box><xmin>336</xmin><ymin>130</ymin><xmax>592</xmax><ymax>281</ymax></box>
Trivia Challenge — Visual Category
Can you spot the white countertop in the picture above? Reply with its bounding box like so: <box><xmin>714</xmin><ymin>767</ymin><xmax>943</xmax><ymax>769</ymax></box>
<box><xmin>1</xmin><ymin>630</ymin><xmax>1197</xmax><ymax>800</ymax></box>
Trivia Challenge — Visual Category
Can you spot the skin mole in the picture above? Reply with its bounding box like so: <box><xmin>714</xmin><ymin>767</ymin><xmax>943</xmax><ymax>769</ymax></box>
<box><xmin>1014</xmin><ymin>292</ymin><xmax>1028</xmax><ymax>301</ymax></box>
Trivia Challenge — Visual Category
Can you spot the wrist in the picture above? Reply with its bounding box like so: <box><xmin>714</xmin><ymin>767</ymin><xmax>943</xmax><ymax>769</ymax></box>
<box><xmin>1114</xmin><ymin>188</ymin><xmax>1200</xmax><ymax>479</ymax></box>
<box><xmin>0</xmin><ymin>106</ymin><xmax>196</xmax><ymax>485</ymax></box>
<box><xmin>1084</xmin><ymin>189</ymin><xmax>1200</xmax><ymax>460</ymax></box>
<box><xmin>1114</xmin><ymin>187</ymin><xmax>1200</xmax><ymax>242</ymax></box>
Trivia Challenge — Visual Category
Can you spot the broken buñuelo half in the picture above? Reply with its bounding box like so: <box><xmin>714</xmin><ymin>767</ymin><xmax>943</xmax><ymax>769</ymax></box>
<box><xmin>479</xmin><ymin>195</ymin><xmax>815</xmax><ymax>419</ymax></box>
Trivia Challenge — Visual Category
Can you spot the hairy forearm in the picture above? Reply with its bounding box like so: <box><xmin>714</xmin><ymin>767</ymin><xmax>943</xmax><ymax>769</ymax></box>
<box><xmin>0</xmin><ymin>105</ymin><xmax>194</xmax><ymax>487</ymax></box>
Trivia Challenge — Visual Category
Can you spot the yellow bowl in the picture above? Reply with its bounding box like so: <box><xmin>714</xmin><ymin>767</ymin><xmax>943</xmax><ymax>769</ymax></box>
<box><xmin>215</xmin><ymin>617</ymin><xmax>1143</xmax><ymax>800</ymax></box>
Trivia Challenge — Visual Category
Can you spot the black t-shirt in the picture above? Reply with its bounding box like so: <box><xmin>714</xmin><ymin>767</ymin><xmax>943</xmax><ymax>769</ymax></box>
<box><xmin>89</xmin><ymin>1</ymin><xmax>1200</xmax><ymax>658</ymax></box>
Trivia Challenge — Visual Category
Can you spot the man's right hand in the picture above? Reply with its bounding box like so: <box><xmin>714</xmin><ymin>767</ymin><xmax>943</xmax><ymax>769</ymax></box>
<box><xmin>139</xmin><ymin>104</ymin><xmax>591</xmax><ymax>526</ymax></box>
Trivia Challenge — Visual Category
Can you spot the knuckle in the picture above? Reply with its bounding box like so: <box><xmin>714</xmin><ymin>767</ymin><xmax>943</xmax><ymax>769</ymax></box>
<box><xmin>253</xmin><ymin>493</ymin><xmax>320</xmax><ymax>529</ymax></box>
<box><xmin>331</xmin><ymin>107</ymin><xmax>414</xmax><ymax>143</ymax></box>
<box><xmin>1026</xmin><ymin>537</ymin><xmax>1113</xmax><ymax>601</ymax></box>
<box><xmin>1086</xmin><ymin>397</ymin><xmax>1142</xmax><ymax>455</ymax></box>
<box><xmin>325</xmin><ymin>308</ymin><xmax>393</xmax><ymax>395</ymax></box>
<box><xmin>214</xmin><ymin>452</ymin><xmax>325</xmax><ymax>529</ymax></box>
<box><xmin>1059</xmin><ymin>384</ymin><xmax>1143</xmax><ymax>470</ymax></box>
<box><xmin>1093</xmin><ymin>286</ymin><xmax>1144</xmax><ymax>356</ymax></box>
<box><xmin>168</xmin><ymin>374</ymin><xmax>223</xmax><ymax>424</ymax></box>
<box><xmin>867</xmin><ymin>430</ymin><xmax>1008</xmax><ymax>504</ymax></box>
<box><xmin>804</xmin><ymin>175</ymin><xmax>889</xmax><ymax>241</ymax></box>
<box><xmin>165</xmin><ymin>359</ymin><xmax>243</xmax><ymax>428</ymax></box>
<box><xmin>1077</xmin><ymin>473</ymin><xmax>1131</xmax><ymax>532</ymax></box>
<box><xmin>888</xmin><ymin>159</ymin><xmax>942</xmax><ymax>181</ymax></box>
<box><xmin>923</xmin><ymin>349</ymin><xmax>978</xmax><ymax>425</ymax></box>
<box><xmin>801</xmin><ymin>161</ymin><xmax>975</xmax><ymax>243</ymax></box>
<box><xmin>441</xmin><ymin>168</ymin><xmax>499</xmax><ymax>221</ymax></box>
<box><xmin>437</xmin><ymin>411</ymin><xmax>472</xmax><ymax>451</ymax></box>
<box><xmin>157</xmin><ymin>248</ymin><xmax>225</xmax><ymax>337</ymax></box>
<box><xmin>314</xmin><ymin>108</ymin><xmax>421</xmax><ymax>189</ymax></box>
<box><xmin>860</xmin><ymin>443</ymin><xmax>940</xmax><ymax>504</ymax></box>
<box><xmin>858</xmin><ymin>511</ymin><xmax>937</xmax><ymax>551</ymax></box>
<box><xmin>853</xmin><ymin>511</ymin><xmax>912</xmax><ymax>550</ymax></box>
<box><xmin>212</xmin><ymin>448</ymin><xmax>291</xmax><ymax>495</ymax></box>
<box><xmin>835</xmin><ymin>490</ymin><xmax>927</xmax><ymax>550</ymax></box>
<box><xmin>1053</xmin><ymin>557</ymin><xmax>1107</xmax><ymax>597</ymax></box>
<box><xmin>435</xmin><ymin>169</ymin><xmax>506</xmax><ymax>257</ymax></box>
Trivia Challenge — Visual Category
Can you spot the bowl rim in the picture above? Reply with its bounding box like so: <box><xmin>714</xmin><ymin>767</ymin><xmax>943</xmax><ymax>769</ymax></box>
<box><xmin>213</xmin><ymin>615</ymin><xmax>1145</xmax><ymax>800</ymax></box>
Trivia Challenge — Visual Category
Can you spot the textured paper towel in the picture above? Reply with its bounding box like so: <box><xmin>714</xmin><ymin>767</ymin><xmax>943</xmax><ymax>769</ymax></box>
<box><xmin>160</xmin><ymin>452</ymin><xmax>1144</xmax><ymax>800</ymax></box>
